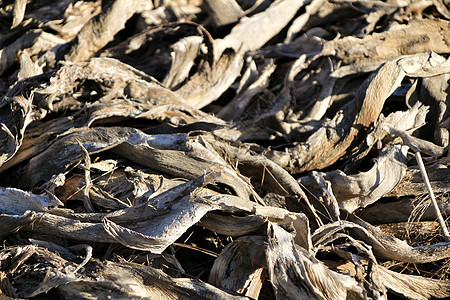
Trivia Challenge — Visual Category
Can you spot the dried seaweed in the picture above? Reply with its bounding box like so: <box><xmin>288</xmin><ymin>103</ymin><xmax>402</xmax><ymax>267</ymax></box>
<box><xmin>1</xmin><ymin>0</ymin><xmax>450</xmax><ymax>299</ymax></box>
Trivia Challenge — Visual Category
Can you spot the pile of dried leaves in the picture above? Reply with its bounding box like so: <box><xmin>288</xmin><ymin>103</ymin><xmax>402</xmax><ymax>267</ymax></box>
<box><xmin>1</xmin><ymin>0</ymin><xmax>450</xmax><ymax>299</ymax></box>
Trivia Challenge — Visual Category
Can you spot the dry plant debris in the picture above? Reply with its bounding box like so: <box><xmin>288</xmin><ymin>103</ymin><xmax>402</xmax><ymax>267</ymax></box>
<box><xmin>1</xmin><ymin>0</ymin><xmax>450</xmax><ymax>299</ymax></box>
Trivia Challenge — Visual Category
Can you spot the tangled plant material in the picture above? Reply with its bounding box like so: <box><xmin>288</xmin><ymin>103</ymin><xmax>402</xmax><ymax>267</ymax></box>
<box><xmin>1</xmin><ymin>0</ymin><xmax>450</xmax><ymax>299</ymax></box>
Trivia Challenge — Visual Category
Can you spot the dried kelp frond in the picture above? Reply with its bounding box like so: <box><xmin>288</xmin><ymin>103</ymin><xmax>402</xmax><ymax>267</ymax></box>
<box><xmin>357</xmin><ymin>193</ymin><xmax>450</xmax><ymax>224</ymax></box>
<box><xmin>102</xmin><ymin>194</ymin><xmax>215</xmax><ymax>253</ymax></box>
<box><xmin>409</xmin><ymin>72</ymin><xmax>450</xmax><ymax>147</ymax></box>
<box><xmin>0</xmin><ymin>245</ymin><xmax>88</xmax><ymax>298</ymax></box>
<box><xmin>100</xmin><ymin>22</ymin><xmax>213</xmax><ymax>84</ymax></box>
<box><xmin>376</xmin><ymin>263</ymin><xmax>450</xmax><ymax>300</ymax></box>
<box><xmin>343</xmin><ymin>101</ymin><xmax>429</xmax><ymax>173</ymax></box>
<box><xmin>0</xmin><ymin>245</ymin><xmax>248</xmax><ymax>299</ymax></box>
<box><xmin>325</xmin><ymin>19</ymin><xmax>450</xmax><ymax>78</ymax></box>
<box><xmin>175</xmin><ymin>0</ymin><xmax>307</xmax><ymax>109</ymax></box>
<box><xmin>69</xmin><ymin>260</ymin><xmax>249</xmax><ymax>299</ymax></box>
<box><xmin>13</xmin><ymin>127</ymin><xmax>141</xmax><ymax>189</ymax></box>
<box><xmin>268</xmin><ymin>53</ymin><xmax>450</xmax><ymax>173</ymax></box>
<box><xmin>0</xmin><ymin>187</ymin><xmax>62</xmax><ymax>215</ymax></box>
<box><xmin>0</xmin><ymin>211</ymin><xmax>36</xmax><ymax>237</ymax></box>
<box><xmin>266</xmin><ymin>222</ymin><xmax>369</xmax><ymax>300</ymax></box>
<box><xmin>208</xmin><ymin>236</ymin><xmax>267</xmax><ymax>298</ymax></box>
<box><xmin>56</xmin><ymin>0</ymin><xmax>152</xmax><ymax>63</ymax></box>
<box><xmin>299</xmin><ymin>145</ymin><xmax>408</xmax><ymax>213</ymax></box>
<box><xmin>31</xmin><ymin>58</ymin><xmax>185</xmax><ymax>109</ymax></box>
<box><xmin>349</xmin><ymin>217</ymin><xmax>450</xmax><ymax>263</ymax></box>
<box><xmin>0</xmin><ymin>95</ymin><xmax>32</xmax><ymax>166</ymax></box>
